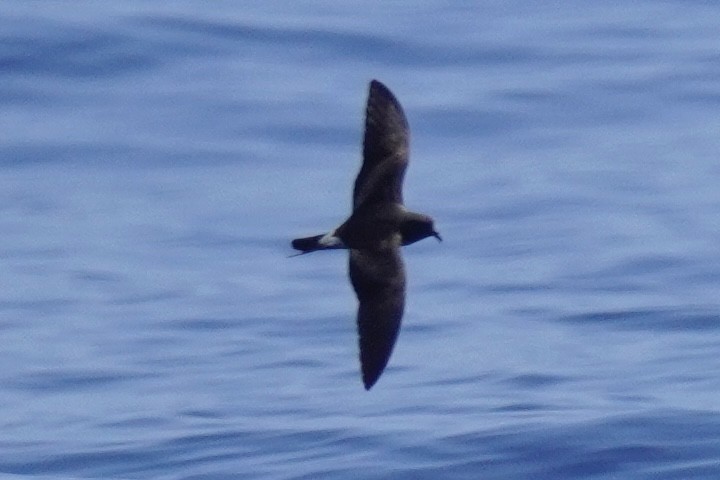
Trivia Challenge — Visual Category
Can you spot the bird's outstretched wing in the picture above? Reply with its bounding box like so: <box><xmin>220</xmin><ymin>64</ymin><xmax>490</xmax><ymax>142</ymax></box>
<box><xmin>349</xmin><ymin>247</ymin><xmax>406</xmax><ymax>389</ymax></box>
<box><xmin>353</xmin><ymin>80</ymin><xmax>410</xmax><ymax>210</ymax></box>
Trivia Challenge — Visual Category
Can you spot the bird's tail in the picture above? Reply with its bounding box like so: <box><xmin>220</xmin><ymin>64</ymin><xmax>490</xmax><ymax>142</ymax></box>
<box><xmin>291</xmin><ymin>234</ymin><xmax>325</xmax><ymax>253</ymax></box>
<box><xmin>291</xmin><ymin>232</ymin><xmax>344</xmax><ymax>254</ymax></box>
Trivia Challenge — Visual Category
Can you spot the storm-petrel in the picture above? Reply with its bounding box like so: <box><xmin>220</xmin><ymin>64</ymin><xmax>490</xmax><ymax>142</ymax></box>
<box><xmin>291</xmin><ymin>79</ymin><xmax>441</xmax><ymax>390</ymax></box>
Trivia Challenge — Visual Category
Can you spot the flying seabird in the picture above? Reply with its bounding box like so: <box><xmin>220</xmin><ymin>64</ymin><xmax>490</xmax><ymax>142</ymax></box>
<box><xmin>291</xmin><ymin>79</ymin><xmax>441</xmax><ymax>390</ymax></box>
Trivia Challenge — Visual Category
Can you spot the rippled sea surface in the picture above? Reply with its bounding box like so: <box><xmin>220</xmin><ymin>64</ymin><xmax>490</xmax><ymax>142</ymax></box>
<box><xmin>2</xmin><ymin>1</ymin><xmax>720</xmax><ymax>479</ymax></box>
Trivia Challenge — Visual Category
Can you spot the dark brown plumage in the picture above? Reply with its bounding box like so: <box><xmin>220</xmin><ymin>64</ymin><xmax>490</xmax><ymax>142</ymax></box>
<box><xmin>291</xmin><ymin>80</ymin><xmax>440</xmax><ymax>389</ymax></box>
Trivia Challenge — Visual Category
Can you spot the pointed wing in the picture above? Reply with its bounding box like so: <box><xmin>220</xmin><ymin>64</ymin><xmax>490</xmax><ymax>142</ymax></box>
<box><xmin>348</xmin><ymin>247</ymin><xmax>406</xmax><ymax>389</ymax></box>
<box><xmin>353</xmin><ymin>80</ymin><xmax>410</xmax><ymax>210</ymax></box>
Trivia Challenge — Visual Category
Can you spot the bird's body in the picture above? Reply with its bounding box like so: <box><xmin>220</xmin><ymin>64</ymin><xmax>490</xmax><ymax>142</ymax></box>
<box><xmin>291</xmin><ymin>80</ymin><xmax>440</xmax><ymax>390</ymax></box>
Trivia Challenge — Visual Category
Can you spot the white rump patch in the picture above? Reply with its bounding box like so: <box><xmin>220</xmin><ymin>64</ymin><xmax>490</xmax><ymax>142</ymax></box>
<box><xmin>319</xmin><ymin>232</ymin><xmax>345</xmax><ymax>249</ymax></box>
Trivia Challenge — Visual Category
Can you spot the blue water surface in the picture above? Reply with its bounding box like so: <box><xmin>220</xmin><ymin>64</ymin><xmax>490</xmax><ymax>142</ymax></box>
<box><xmin>2</xmin><ymin>1</ymin><xmax>720</xmax><ymax>479</ymax></box>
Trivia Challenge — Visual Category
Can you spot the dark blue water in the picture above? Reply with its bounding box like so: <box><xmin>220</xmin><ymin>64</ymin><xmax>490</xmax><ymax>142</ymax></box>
<box><xmin>2</xmin><ymin>2</ymin><xmax>720</xmax><ymax>479</ymax></box>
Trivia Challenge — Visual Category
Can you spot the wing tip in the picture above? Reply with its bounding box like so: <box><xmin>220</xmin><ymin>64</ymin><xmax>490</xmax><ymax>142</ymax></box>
<box><xmin>369</xmin><ymin>78</ymin><xmax>387</xmax><ymax>91</ymax></box>
<box><xmin>366</xmin><ymin>79</ymin><xmax>408</xmax><ymax>134</ymax></box>
<box><xmin>368</xmin><ymin>79</ymin><xmax>399</xmax><ymax>105</ymax></box>
<box><xmin>362</xmin><ymin>371</ymin><xmax>381</xmax><ymax>390</ymax></box>
<box><xmin>360</xmin><ymin>353</ymin><xmax>391</xmax><ymax>391</ymax></box>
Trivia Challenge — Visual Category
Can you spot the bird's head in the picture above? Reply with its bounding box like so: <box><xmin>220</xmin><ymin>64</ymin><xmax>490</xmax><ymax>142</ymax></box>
<box><xmin>401</xmin><ymin>214</ymin><xmax>441</xmax><ymax>246</ymax></box>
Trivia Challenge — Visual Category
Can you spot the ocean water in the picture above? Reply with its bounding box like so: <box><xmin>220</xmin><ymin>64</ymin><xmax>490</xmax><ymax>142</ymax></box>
<box><xmin>2</xmin><ymin>1</ymin><xmax>720</xmax><ymax>479</ymax></box>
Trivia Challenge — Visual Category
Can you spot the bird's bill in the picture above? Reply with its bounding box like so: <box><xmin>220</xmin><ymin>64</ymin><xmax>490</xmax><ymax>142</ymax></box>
<box><xmin>433</xmin><ymin>231</ymin><xmax>442</xmax><ymax>242</ymax></box>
